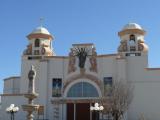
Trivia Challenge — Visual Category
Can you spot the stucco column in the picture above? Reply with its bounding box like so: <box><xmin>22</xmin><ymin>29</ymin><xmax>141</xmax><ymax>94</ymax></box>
<box><xmin>90</xmin><ymin>103</ymin><xmax>92</xmax><ymax>120</ymax></box>
<box><xmin>74</xmin><ymin>103</ymin><xmax>76</xmax><ymax>120</ymax></box>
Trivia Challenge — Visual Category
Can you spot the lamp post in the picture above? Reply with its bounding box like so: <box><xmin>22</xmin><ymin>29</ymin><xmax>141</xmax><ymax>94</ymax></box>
<box><xmin>6</xmin><ymin>104</ymin><xmax>19</xmax><ymax>120</ymax></box>
<box><xmin>90</xmin><ymin>102</ymin><xmax>104</xmax><ymax>120</ymax></box>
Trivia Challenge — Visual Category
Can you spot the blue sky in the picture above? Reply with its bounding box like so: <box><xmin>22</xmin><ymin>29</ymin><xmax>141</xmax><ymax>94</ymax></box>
<box><xmin>1</xmin><ymin>0</ymin><xmax>160</xmax><ymax>93</ymax></box>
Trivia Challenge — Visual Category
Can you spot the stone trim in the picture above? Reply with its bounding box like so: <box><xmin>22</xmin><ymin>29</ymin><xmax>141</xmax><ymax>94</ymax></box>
<box><xmin>118</xmin><ymin>29</ymin><xmax>146</xmax><ymax>36</ymax></box>
<box><xmin>68</xmin><ymin>50</ymin><xmax>76</xmax><ymax>73</ymax></box>
<box><xmin>63</xmin><ymin>73</ymin><xmax>102</xmax><ymax>93</ymax></box>
<box><xmin>89</xmin><ymin>48</ymin><xmax>97</xmax><ymax>73</ymax></box>
<box><xmin>4</xmin><ymin>76</ymin><xmax>20</xmax><ymax>81</ymax></box>
<box><xmin>145</xmin><ymin>68</ymin><xmax>160</xmax><ymax>70</ymax></box>
<box><xmin>72</xmin><ymin>43</ymin><xmax>94</xmax><ymax>46</ymax></box>
<box><xmin>45</xmin><ymin>54</ymin><xmax>117</xmax><ymax>59</ymax></box>
<box><xmin>27</xmin><ymin>33</ymin><xmax>53</xmax><ymax>40</ymax></box>
<box><xmin>97</xmin><ymin>54</ymin><xmax>117</xmax><ymax>57</ymax></box>
<box><xmin>51</xmin><ymin>98</ymin><xmax>101</xmax><ymax>104</ymax></box>
<box><xmin>0</xmin><ymin>93</ymin><xmax>24</xmax><ymax>96</ymax></box>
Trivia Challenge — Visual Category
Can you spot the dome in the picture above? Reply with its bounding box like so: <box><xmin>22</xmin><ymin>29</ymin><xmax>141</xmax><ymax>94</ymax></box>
<box><xmin>118</xmin><ymin>23</ymin><xmax>146</xmax><ymax>36</ymax></box>
<box><xmin>122</xmin><ymin>23</ymin><xmax>143</xmax><ymax>30</ymax></box>
<box><xmin>31</xmin><ymin>26</ymin><xmax>51</xmax><ymax>35</ymax></box>
<box><xmin>27</xmin><ymin>26</ymin><xmax>53</xmax><ymax>40</ymax></box>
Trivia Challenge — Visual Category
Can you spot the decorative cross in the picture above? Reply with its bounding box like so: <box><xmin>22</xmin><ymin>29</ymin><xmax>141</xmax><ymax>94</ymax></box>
<box><xmin>39</xmin><ymin>17</ymin><xmax>44</xmax><ymax>27</ymax></box>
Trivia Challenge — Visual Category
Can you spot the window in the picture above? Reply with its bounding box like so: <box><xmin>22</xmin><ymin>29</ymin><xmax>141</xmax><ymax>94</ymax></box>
<box><xmin>135</xmin><ymin>53</ymin><xmax>141</xmax><ymax>56</ymax></box>
<box><xmin>52</xmin><ymin>78</ymin><xmax>62</xmax><ymax>97</ymax></box>
<box><xmin>67</xmin><ymin>82</ymin><xmax>99</xmax><ymax>97</ymax></box>
<box><xmin>104</xmin><ymin>77</ymin><xmax>112</xmax><ymax>96</ymax></box>
<box><xmin>126</xmin><ymin>53</ymin><xmax>135</xmax><ymax>56</ymax></box>
<box><xmin>28</xmin><ymin>56</ymin><xmax>42</xmax><ymax>60</ymax></box>
<box><xmin>126</xmin><ymin>53</ymin><xmax>141</xmax><ymax>56</ymax></box>
<box><xmin>35</xmin><ymin>39</ymin><xmax>40</xmax><ymax>47</ymax></box>
<box><xmin>130</xmin><ymin>34</ymin><xmax>135</xmax><ymax>41</ymax></box>
<box><xmin>129</xmin><ymin>34</ymin><xmax>136</xmax><ymax>46</ymax></box>
<box><xmin>125</xmin><ymin>53</ymin><xmax>141</xmax><ymax>56</ymax></box>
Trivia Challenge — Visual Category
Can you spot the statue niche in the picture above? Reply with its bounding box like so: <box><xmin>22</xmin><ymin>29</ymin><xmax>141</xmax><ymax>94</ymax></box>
<box><xmin>74</xmin><ymin>47</ymin><xmax>88</xmax><ymax>69</ymax></box>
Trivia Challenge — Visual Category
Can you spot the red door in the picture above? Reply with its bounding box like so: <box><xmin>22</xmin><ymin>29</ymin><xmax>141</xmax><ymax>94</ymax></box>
<box><xmin>76</xmin><ymin>103</ymin><xmax>90</xmax><ymax>120</ymax></box>
<box><xmin>67</xmin><ymin>103</ymin><xmax>96</xmax><ymax>120</ymax></box>
<box><xmin>67</xmin><ymin>103</ymin><xmax>74</xmax><ymax>120</ymax></box>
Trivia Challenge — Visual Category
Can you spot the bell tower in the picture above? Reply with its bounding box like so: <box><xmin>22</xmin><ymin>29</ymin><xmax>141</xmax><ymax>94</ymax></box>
<box><xmin>23</xmin><ymin>26</ymin><xmax>55</xmax><ymax>58</ymax></box>
<box><xmin>118</xmin><ymin>23</ymin><xmax>148</xmax><ymax>57</ymax></box>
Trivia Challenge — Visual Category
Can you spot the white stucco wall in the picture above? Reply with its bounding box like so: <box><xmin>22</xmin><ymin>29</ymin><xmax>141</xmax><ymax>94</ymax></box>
<box><xmin>129</xmin><ymin>81</ymin><xmax>160</xmax><ymax>120</ymax></box>
<box><xmin>0</xmin><ymin>95</ymin><xmax>26</xmax><ymax>120</ymax></box>
<box><xmin>2</xmin><ymin>47</ymin><xmax>160</xmax><ymax>120</ymax></box>
<box><xmin>4</xmin><ymin>77</ymin><xmax>20</xmax><ymax>94</ymax></box>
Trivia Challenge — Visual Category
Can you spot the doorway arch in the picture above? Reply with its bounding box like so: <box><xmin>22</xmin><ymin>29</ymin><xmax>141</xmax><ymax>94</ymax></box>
<box><xmin>67</xmin><ymin>81</ymin><xmax>99</xmax><ymax>97</ymax></box>
<box><xmin>65</xmin><ymin>79</ymin><xmax>101</xmax><ymax>120</ymax></box>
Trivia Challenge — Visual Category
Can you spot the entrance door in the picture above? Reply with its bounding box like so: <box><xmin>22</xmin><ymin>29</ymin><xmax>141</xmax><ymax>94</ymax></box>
<box><xmin>76</xmin><ymin>103</ymin><xmax>90</xmax><ymax>120</ymax></box>
<box><xmin>67</xmin><ymin>103</ymin><xmax>96</xmax><ymax>120</ymax></box>
<box><xmin>67</xmin><ymin>103</ymin><xmax>74</xmax><ymax>120</ymax></box>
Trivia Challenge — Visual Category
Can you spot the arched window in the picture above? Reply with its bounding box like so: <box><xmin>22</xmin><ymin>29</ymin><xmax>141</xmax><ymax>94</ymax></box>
<box><xmin>129</xmin><ymin>35</ymin><xmax>135</xmax><ymax>43</ymax></box>
<box><xmin>67</xmin><ymin>82</ymin><xmax>99</xmax><ymax>97</ymax></box>
<box><xmin>129</xmin><ymin>35</ymin><xmax>136</xmax><ymax>45</ymax></box>
<box><xmin>35</xmin><ymin>39</ymin><xmax>40</xmax><ymax>47</ymax></box>
<box><xmin>129</xmin><ymin>35</ymin><xmax>136</xmax><ymax>51</ymax></box>
<box><xmin>130</xmin><ymin>34</ymin><xmax>135</xmax><ymax>41</ymax></box>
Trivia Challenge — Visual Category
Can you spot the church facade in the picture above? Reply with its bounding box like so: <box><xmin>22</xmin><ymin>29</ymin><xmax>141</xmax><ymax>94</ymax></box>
<box><xmin>1</xmin><ymin>23</ymin><xmax>160</xmax><ymax>120</ymax></box>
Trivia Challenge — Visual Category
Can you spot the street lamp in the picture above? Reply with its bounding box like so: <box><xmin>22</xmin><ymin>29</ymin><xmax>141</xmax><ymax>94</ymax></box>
<box><xmin>6</xmin><ymin>104</ymin><xmax>19</xmax><ymax>120</ymax></box>
<box><xmin>90</xmin><ymin>102</ymin><xmax>104</xmax><ymax>120</ymax></box>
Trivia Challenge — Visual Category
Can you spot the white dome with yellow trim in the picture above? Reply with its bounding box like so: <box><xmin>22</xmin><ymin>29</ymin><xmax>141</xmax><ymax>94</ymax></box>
<box><xmin>31</xmin><ymin>26</ymin><xmax>51</xmax><ymax>35</ymax></box>
<box><xmin>118</xmin><ymin>23</ymin><xmax>146</xmax><ymax>36</ymax></box>
<box><xmin>27</xmin><ymin>26</ymin><xmax>53</xmax><ymax>40</ymax></box>
<box><xmin>122</xmin><ymin>23</ymin><xmax>143</xmax><ymax>30</ymax></box>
